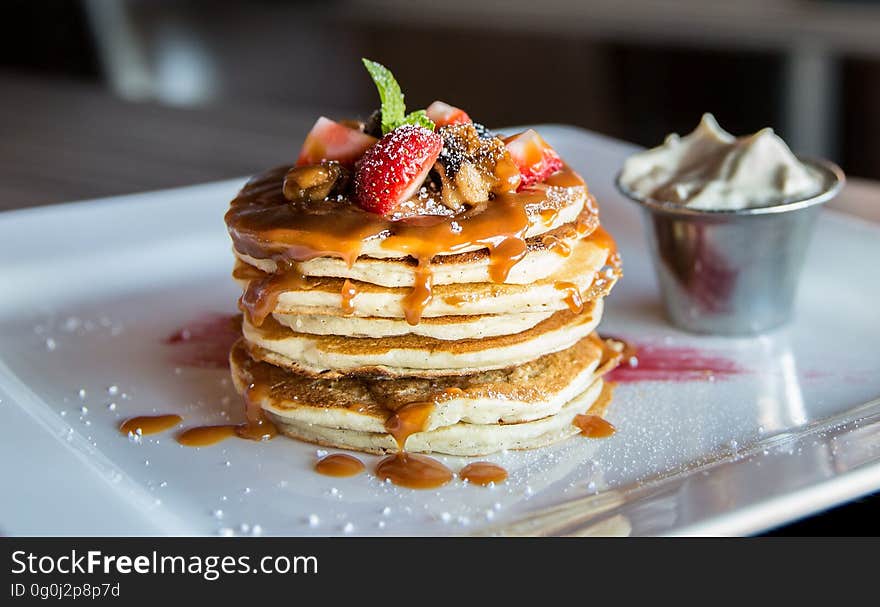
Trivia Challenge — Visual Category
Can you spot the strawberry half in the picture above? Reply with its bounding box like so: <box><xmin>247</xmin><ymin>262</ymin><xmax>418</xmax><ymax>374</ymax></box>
<box><xmin>426</xmin><ymin>101</ymin><xmax>471</xmax><ymax>128</ymax></box>
<box><xmin>354</xmin><ymin>125</ymin><xmax>442</xmax><ymax>216</ymax></box>
<box><xmin>297</xmin><ymin>117</ymin><xmax>377</xmax><ymax>167</ymax></box>
<box><xmin>503</xmin><ymin>129</ymin><xmax>564</xmax><ymax>190</ymax></box>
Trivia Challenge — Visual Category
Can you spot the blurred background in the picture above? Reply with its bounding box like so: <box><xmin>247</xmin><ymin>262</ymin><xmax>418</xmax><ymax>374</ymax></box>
<box><xmin>2</xmin><ymin>0</ymin><xmax>880</xmax><ymax>207</ymax></box>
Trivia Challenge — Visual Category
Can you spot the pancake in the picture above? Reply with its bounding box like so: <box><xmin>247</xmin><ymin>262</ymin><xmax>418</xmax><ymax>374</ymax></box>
<box><xmin>230</xmin><ymin>337</ymin><xmax>620</xmax><ymax>456</ymax></box>
<box><xmin>236</xmin><ymin>234</ymin><xmax>618</xmax><ymax>320</ymax></box>
<box><xmin>226</xmin><ymin>164</ymin><xmax>592</xmax><ymax>262</ymax></box>
<box><xmin>267</xmin><ymin>381</ymin><xmax>606</xmax><ymax>456</ymax></box>
<box><xmin>232</xmin><ymin>333</ymin><xmax>620</xmax><ymax>426</ymax></box>
<box><xmin>223</xmin><ymin>132</ymin><xmax>624</xmax><ymax>461</ymax></box>
<box><xmin>242</xmin><ymin>300</ymin><xmax>603</xmax><ymax>377</ymax></box>
<box><xmin>234</xmin><ymin>208</ymin><xmax>598</xmax><ymax>288</ymax></box>
<box><xmin>273</xmin><ymin>310</ymin><xmax>555</xmax><ymax>341</ymax></box>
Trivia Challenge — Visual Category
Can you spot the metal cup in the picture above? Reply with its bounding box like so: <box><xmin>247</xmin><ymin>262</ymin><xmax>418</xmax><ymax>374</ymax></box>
<box><xmin>615</xmin><ymin>159</ymin><xmax>845</xmax><ymax>335</ymax></box>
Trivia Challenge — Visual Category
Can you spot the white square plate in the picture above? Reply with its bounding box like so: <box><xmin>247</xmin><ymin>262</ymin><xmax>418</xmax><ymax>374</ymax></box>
<box><xmin>2</xmin><ymin>126</ymin><xmax>879</xmax><ymax>536</ymax></box>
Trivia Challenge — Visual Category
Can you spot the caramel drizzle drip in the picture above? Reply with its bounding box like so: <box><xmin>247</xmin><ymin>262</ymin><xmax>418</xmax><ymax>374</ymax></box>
<box><xmin>572</xmin><ymin>381</ymin><xmax>616</xmax><ymax>438</ymax></box>
<box><xmin>539</xmin><ymin>208</ymin><xmax>559</xmax><ymax>226</ymax></box>
<box><xmin>402</xmin><ymin>260</ymin><xmax>434</xmax><ymax>325</ymax></box>
<box><xmin>226</xmin><ymin>165</ymin><xmax>588</xmax><ymax>325</ymax></box>
<box><xmin>585</xmin><ymin>225</ymin><xmax>617</xmax><ymax>257</ymax></box>
<box><xmin>235</xmin><ymin>383</ymin><xmax>278</xmax><ymax>441</ymax></box>
<box><xmin>376</xmin><ymin>399</ymin><xmax>453</xmax><ymax>489</ymax></box>
<box><xmin>339</xmin><ymin>279</ymin><xmax>358</xmax><ymax>315</ymax></box>
<box><xmin>543</xmin><ymin>234</ymin><xmax>572</xmax><ymax>257</ymax></box>
<box><xmin>240</xmin><ymin>263</ymin><xmax>307</xmax><ymax>327</ymax></box>
<box><xmin>485</xmin><ymin>236</ymin><xmax>529</xmax><ymax>283</ymax></box>
<box><xmin>384</xmin><ymin>401</ymin><xmax>435</xmax><ymax>450</ymax></box>
<box><xmin>555</xmin><ymin>281</ymin><xmax>584</xmax><ymax>314</ymax></box>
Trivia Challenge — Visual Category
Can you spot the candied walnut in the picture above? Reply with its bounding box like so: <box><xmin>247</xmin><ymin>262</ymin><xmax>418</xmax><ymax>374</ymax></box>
<box><xmin>435</xmin><ymin>124</ymin><xmax>521</xmax><ymax>209</ymax></box>
<box><xmin>283</xmin><ymin>161</ymin><xmax>349</xmax><ymax>202</ymax></box>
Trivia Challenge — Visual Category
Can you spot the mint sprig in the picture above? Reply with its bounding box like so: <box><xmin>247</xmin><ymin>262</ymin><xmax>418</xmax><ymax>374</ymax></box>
<box><xmin>362</xmin><ymin>58</ymin><xmax>434</xmax><ymax>134</ymax></box>
<box><xmin>402</xmin><ymin>109</ymin><xmax>435</xmax><ymax>130</ymax></box>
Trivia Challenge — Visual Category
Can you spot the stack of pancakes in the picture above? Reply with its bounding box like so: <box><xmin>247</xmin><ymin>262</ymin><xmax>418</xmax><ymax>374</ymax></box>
<box><xmin>226</xmin><ymin>165</ymin><xmax>622</xmax><ymax>457</ymax></box>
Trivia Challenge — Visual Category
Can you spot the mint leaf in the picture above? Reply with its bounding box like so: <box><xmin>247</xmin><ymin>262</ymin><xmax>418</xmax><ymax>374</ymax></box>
<box><xmin>403</xmin><ymin>110</ymin><xmax>434</xmax><ymax>131</ymax></box>
<box><xmin>362</xmin><ymin>58</ymin><xmax>435</xmax><ymax>134</ymax></box>
<box><xmin>362</xmin><ymin>59</ymin><xmax>405</xmax><ymax>134</ymax></box>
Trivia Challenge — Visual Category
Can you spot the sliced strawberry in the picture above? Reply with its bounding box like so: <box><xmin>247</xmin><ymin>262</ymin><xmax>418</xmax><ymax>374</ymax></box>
<box><xmin>503</xmin><ymin>129</ymin><xmax>564</xmax><ymax>190</ymax></box>
<box><xmin>426</xmin><ymin>101</ymin><xmax>472</xmax><ymax>128</ymax></box>
<box><xmin>354</xmin><ymin>125</ymin><xmax>442</xmax><ymax>216</ymax></box>
<box><xmin>296</xmin><ymin>117</ymin><xmax>377</xmax><ymax>167</ymax></box>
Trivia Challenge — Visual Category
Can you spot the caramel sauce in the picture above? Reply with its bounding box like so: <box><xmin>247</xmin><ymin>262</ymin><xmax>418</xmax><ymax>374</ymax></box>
<box><xmin>232</xmin><ymin>263</ymin><xmax>266</xmax><ymax>281</ymax></box>
<box><xmin>555</xmin><ymin>281</ymin><xmax>584</xmax><ymax>314</ymax></box>
<box><xmin>315</xmin><ymin>453</ymin><xmax>365</xmax><ymax>477</ymax></box>
<box><xmin>176</xmin><ymin>424</ymin><xmax>237</xmax><ymax>447</ymax></box>
<box><xmin>240</xmin><ymin>264</ymin><xmax>308</xmax><ymax>327</ymax></box>
<box><xmin>119</xmin><ymin>414</ymin><xmax>182</xmax><ymax>436</ymax></box>
<box><xmin>542</xmin><ymin>234</ymin><xmax>572</xmax><ymax>257</ymax></box>
<box><xmin>443</xmin><ymin>294</ymin><xmax>467</xmax><ymax>306</ymax></box>
<box><xmin>375</xmin><ymin>452</ymin><xmax>454</xmax><ymax>489</ymax></box>
<box><xmin>459</xmin><ymin>462</ymin><xmax>508</xmax><ymax>486</ymax></box>
<box><xmin>384</xmin><ymin>401</ymin><xmax>434</xmax><ymax>450</ymax></box>
<box><xmin>178</xmin><ymin>381</ymin><xmax>277</xmax><ymax>447</ymax></box>
<box><xmin>573</xmin><ymin>381</ymin><xmax>616</xmax><ymax>438</ymax></box>
<box><xmin>235</xmin><ymin>383</ymin><xmax>278</xmax><ymax>441</ymax></box>
<box><xmin>226</xmin><ymin>165</ymin><xmax>586</xmax><ymax>325</ymax></box>
<box><xmin>539</xmin><ymin>208</ymin><xmax>559</xmax><ymax>226</ymax></box>
<box><xmin>402</xmin><ymin>261</ymin><xmax>433</xmax><ymax>325</ymax></box>
<box><xmin>377</xmin><ymin>399</ymin><xmax>454</xmax><ymax>489</ymax></box>
<box><xmin>573</xmin><ymin>414</ymin><xmax>616</xmax><ymax>438</ymax></box>
<box><xmin>487</xmin><ymin>236</ymin><xmax>528</xmax><ymax>283</ymax></box>
<box><xmin>584</xmin><ymin>225</ymin><xmax>617</xmax><ymax>256</ymax></box>
<box><xmin>543</xmin><ymin>168</ymin><xmax>587</xmax><ymax>188</ymax></box>
<box><xmin>339</xmin><ymin>279</ymin><xmax>358</xmax><ymax>315</ymax></box>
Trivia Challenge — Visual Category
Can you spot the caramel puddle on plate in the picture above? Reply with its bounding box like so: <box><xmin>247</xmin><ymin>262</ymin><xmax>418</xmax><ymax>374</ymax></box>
<box><xmin>119</xmin><ymin>414</ymin><xmax>182</xmax><ymax>436</ymax></box>
<box><xmin>375</xmin><ymin>452</ymin><xmax>454</xmax><ymax>490</ymax></box>
<box><xmin>315</xmin><ymin>454</ymin><xmax>366</xmax><ymax>478</ymax></box>
<box><xmin>459</xmin><ymin>462</ymin><xmax>508</xmax><ymax>486</ymax></box>
<box><xmin>177</xmin><ymin>384</ymin><xmax>278</xmax><ymax>447</ymax></box>
<box><xmin>376</xmin><ymin>401</ymin><xmax>454</xmax><ymax>489</ymax></box>
<box><xmin>176</xmin><ymin>425</ymin><xmax>238</xmax><ymax>447</ymax></box>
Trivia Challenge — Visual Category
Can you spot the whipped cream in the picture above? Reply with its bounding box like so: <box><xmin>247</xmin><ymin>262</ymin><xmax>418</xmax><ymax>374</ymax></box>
<box><xmin>619</xmin><ymin>114</ymin><xmax>825</xmax><ymax>210</ymax></box>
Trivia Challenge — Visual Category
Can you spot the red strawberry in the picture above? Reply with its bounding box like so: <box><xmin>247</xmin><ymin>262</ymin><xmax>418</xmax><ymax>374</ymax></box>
<box><xmin>354</xmin><ymin>125</ymin><xmax>442</xmax><ymax>215</ymax></box>
<box><xmin>503</xmin><ymin>129</ymin><xmax>564</xmax><ymax>190</ymax></box>
<box><xmin>426</xmin><ymin>101</ymin><xmax>471</xmax><ymax>127</ymax></box>
<box><xmin>297</xmin><ymin>117</ymin><xmax>377</xmax><ymax>167</ymax></box>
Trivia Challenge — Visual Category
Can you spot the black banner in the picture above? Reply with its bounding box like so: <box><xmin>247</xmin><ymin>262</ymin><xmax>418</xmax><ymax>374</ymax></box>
<box><xmin>2</xmin><ymin>537</ymin><xmax>878</xmax><ymax>603</ymax></box>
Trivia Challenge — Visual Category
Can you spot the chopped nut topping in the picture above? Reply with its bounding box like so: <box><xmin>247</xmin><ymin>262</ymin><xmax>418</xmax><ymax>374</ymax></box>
<box><xmin>434</xmin><ymin>124</ymin><xmax>521</xmax><ymax>209</ymax></box>
<box><xmin>283</xmin><ymin>161</ymin><xmax>350</xmax><ymax>203</ymax></box>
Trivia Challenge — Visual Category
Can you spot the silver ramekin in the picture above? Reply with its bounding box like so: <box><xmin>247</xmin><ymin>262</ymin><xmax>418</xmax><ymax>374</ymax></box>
<box><xmin>615</xmin><ymin>158</ymin><xmax>845</xmax><ymax>335</ymax></box>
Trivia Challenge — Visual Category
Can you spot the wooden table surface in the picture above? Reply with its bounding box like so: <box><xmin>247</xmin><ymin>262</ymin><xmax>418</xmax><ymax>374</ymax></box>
<box><xmin>2</xmin><ymin>72</ymin><xmax>878</xmax><ymax>535</ymax></box>
<box><xmin>0</xmin><ymin>73</ymin><xmax>341</xmax><ymax>211</ymax></box>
